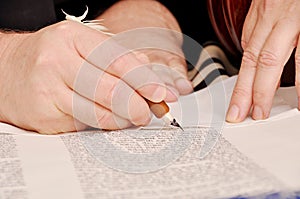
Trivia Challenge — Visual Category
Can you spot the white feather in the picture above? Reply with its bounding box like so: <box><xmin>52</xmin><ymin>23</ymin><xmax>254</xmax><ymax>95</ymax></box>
<box><xmin>61</xmin><ymin>6</ymin><xmax>113</xmax><ymax>36</ymax></box>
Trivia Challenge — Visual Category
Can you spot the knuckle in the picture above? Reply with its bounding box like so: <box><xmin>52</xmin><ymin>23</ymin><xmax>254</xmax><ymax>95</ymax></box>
<box><xmin>39</xmin><ymin>21</ymin><xmax>73</xmax><ymax>42</ymax></box>
<box><xmin>34</xmin><ymin>50</ymin><xmax>56</xmax><ymax>69</ymax></box>
<box><xmin>111</xmin><ymin>54</ymin><xmax>135</xmax><ymax>75</ymax></box>
<box><xmin>96</xmin><ymin>111</ymin><xmax>112</xmax><ymax>129</ymax></box>
<box><xmin>96</xmin><ymin>111</ymin><xmax>126</xmax><ymax>130</ymax></box>
<box><xmin>52</xmin><ymin>21</ymin><xmax>75</xmax><ymax>35</ymax></box>
<box><xmin>242</xmin><ymin>48</ymin><xmax>258</xmax><ymax>68</ymax></box>
<box><xmin>262</xmin><ymin>0</ymin><xmax>275</xmax><ymax>9</ymax></box>
<box><xmin>295</xmin><ymin>53</ymin><xmax>300</xmax><ymax>68</ymax></box>
<box><xmin>256</xmin><ymin>0</ymin><xmax>276</xmax><ymax>13</ymax></box>
<box><xmin>32</xmin><ymin>40</ymin><xmax>59</xmax><ymax>71</ymax></box>
<box><xmin>134</xmin><ymin>52</ymin><xmax>150</xmax><ymax>64</ymax></box>
<box><xmin>295</xmin><ymin>80</ymin><xmax>300</xmax><ymax>88</ymax></box>
<box><xmin>240</xmin><ymin>39</ymin><xmax>248</xmax><ymax>50</ymax></box>
<box><xmin>108</xmin><ymin>79</ymin><xmax>126</xmax><ymax>108</ymax></box>
<box><xmin>253</xmin><ymin>89</ymin><xmax>267</xmax><ymax>102</ymax></box>
<box><xmin>232</xmin><ymin>87</ymin><xmax>252</xmax><ymax>99</ymax></box>
<box><xmin>277</xmin><ymin>17</ymin><xmax>297</xmax><ymax>28</ymax></box>
<box><xmin>258</xmin><ymin>50</ymin><xmax>279</xmax><ymax>68</ymax></box>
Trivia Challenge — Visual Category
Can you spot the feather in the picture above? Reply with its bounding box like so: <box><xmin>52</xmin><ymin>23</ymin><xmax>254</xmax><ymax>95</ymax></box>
<box><xmin>61</xmin><ymin>6</ymin><xmax>113</xmax><ymax>36</ymax></box>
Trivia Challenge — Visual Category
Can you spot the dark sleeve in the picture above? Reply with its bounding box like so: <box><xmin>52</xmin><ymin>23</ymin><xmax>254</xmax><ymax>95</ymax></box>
<box><xmin>157</xmin><ymin>0</ymin><xmax>219</xmax><ymax>69</ymax></box>
<box><xmin>0</xmin><ymin>0</ymin><xmax>120</xmax><ymax>31</ymax></box>
<box><xmin>0</xmin><ymin>0</ymin><xmax>57</xmax><ymax>31</ymax></box>
<box><xmin>158</xmin><ymin>0</ymin><xmax>218</xmax><ymax>45</ymax></box>
<box><xmin>55</xmin><ymin>0</ymin><xmax>119</xmax><ymax>22</ymax></box>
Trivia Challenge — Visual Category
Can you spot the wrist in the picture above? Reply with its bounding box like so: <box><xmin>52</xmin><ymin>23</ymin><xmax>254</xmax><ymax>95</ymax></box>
<box><xmin>0</xmin><ymin>32</ymin><xmax>29</xmax><ymax>123</ymax></box>
<box><xmin>0</xmin><ymin>31</ymin><xmax>30</xmax><ymax>66</ymax></box>
<box><xmin>0</xmin><ymin>31</ymin><xmax>19</xmax><ymax>57</ymax></box>
<box><xmin>0</xmin><ymin>33</ymin><xmax>13</xmax><ymax>122</ymax></box>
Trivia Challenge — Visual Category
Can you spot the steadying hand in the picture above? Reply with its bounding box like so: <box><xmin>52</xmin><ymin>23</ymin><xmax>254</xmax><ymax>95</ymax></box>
<box><xmin>227</xmin><ymin>0</ymin><xmax>300</xmax><ymax>122</ymax></box>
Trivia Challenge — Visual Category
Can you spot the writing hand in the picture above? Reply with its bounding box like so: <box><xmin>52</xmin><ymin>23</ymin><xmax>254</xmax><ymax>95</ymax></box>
<box><xmin>0</xmin><ymin>21</ymin><xmax>167</xmax><ymax>134</ymax></box>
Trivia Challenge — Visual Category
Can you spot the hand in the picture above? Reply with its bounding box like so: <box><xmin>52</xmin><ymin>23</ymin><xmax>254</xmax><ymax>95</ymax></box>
<box><xmin>140</xmin><ymin>49</ymin><xmax>193</xmax><ymax>102</ymax></box>
<box><xmin>226</xmin><ymin>0</ymin><xmax>300</xmax><ymax>122</ymax></box>
<box><xmin>0</xmin><ymin>21</ymin><xmax>167</xmax><ymax>134</ymax></box>
<box><xmin>99</xmin><ymin>0</ymin><xmax>193</xmax><ymax>102</ymax></box>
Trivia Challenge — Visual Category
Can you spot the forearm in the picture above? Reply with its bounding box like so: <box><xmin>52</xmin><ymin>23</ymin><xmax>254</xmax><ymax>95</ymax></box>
<box><xmin>0</xmin><ymin>32</ymin><xmax>14</xmax><ymax>60</ymax></box>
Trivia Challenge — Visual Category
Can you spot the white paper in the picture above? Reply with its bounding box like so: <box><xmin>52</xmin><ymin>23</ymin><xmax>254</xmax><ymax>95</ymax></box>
<box><xmin>1</xmin><ymin>128</ymin><xmax>291</xmax><ymax>199</ymax></box>
<box><xmin>222</xmin><ymin>114</ymin><xmax>300</xmax><ymax>191</ymax></box>
<box><xmin>0</xmin><ymin>76</ymin><xmax>299</xmax><ymax>198</ymax></box>
<box><xmin>150</xmin><ymin>75</ymin><xmax>298</xmax><ymax>128</ymax></box>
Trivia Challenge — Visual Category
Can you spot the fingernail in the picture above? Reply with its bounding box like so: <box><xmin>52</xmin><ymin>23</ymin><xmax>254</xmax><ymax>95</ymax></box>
<box><xmin>175</xmin><ymin>78</ymin><xmax>193</xmax><ymax>95</ymax></box>
<box><xmin>226</xmin><ymin>105</ymin><xmax>240</xmax><ymax>122</ymax></box>
<box><xmin>165</xmin><ymin>85</ymin><xmax>179</xmax><ymax>102</ymax></box>
<box><xmin>134</xmin><ymin>52</ymin><xmax>150</xmax><ymax>64</ymax></box>
<box><xmin>152</xmin><ymin>86</ymin><xmax>166</xmax><ymax>102</ymax></box>
<box><xmin>252</xmin><ymin>105</ymin><xmax>264</xmax><ymax>120</ymax></box>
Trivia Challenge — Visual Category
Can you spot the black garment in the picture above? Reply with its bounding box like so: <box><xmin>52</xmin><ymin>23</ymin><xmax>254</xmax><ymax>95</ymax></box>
<box><xmin>0</xmin><ymin>0</ymin><xmax>217</xmax><ymax>42</ymax></box>
<box><xmin>0</xmin><ymin>0</ymin><xmax>117</xmax><ymax>31</ymax></box>
<box><xmin>159</xmin><ymin>1</ymin><xmax>218</xmax><ymax>45</ymax></box>
<box><xmin>0</xmin><ymin>0</ymin><xmax>222</xmax><ymax>81</ymax></box>
<box><xmin>158</xmin><ymin>1</ymin><xmax>219</xmax><ymax>69</ymax></box>
<box><xmin>0</xmin><ymin>0</ymin><xmax>56</xmax><ymax>31</ymax></box>
<box><xmin>0</xmin><ymin>0</ymin><xmax>218</xmax><ymax>63</ymax></box>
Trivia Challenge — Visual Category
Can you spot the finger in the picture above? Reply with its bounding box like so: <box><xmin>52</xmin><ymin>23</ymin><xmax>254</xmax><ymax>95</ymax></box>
<box><xmin>71</xmin><ymin>26</ymin><xmax>167</xmax><ymax>103</ymax></box>
<box><xmin>63</xmin><ymin>59</ymin><xmax>151</xmax><ymax>126</ymax></box>
<box><xmin>241</xmin><ymin>0</ymin><xmax>258</xmax><ymax>49</ymax></box>
<box><xmin>168</xmin><ymin>56</ymin><xmax>193</xmax><ymax>95</ymax></box>
<box><xmin>226</xmin><ymin>17</ymin><xmax>273</xmax><ymax>123</ymax></box>
<box><xmin>135</xmin><ymin>52</ymin><xmax>179</xmax><ymax>100</ymax></box>
<box><xmin>252</xmin><ymin>21</ymin><xmax>298</xmax><ymax>120</ymax></box>
<box><xmin>296</xmin><ymin>36</ymin><xmax>300</xmax><ymax>109</ymax></box>
<box><xmin>134</xmin><ymin>51</ymin><xmax>151</xmax><ymax>64</ymax></box>
<box><xmin>139</xmin><ymin>49</ymin><xmax>192</xmax><ymax>98</ymax></box>
<box><xmin>113</xmin><ymin>57</ymin><xmax>168</xmax><ymax>102</ymax></box>
<box><xmin>56</xmin><ymin>86</ymin><xmax>132</xmax><ymax>130</ymax></box>
<box><xmin>151</xmin><ymin>63</ymin><xmax>179</xmax><ymax>102</ymax></box>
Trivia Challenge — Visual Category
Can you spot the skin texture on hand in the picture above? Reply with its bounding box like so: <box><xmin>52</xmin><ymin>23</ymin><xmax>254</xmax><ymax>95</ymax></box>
<box><xmin>0</xmin><ymin>21</ymin><xmax>168</xmax><ymax>134</ymax></box>
<box><xmin>226</xmin><ymin>0</ymin><xmax>300</xmax><ymax>123</ymax></box>
<box><xmin>99</xmin><ymin>0</ymin><xmax>193</xmax><ymax>102</ymax></box>
<box><xmin>0</xmin><ymin>0</ymin><xmax>193</xmax><ymax>134</ymax></box>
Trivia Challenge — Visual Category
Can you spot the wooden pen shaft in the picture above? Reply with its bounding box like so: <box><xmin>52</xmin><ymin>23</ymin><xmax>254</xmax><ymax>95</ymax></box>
<box><xmin>146</xmin><ymin>100</ymin><xmax>169</xmax><ymax>118</ymax></box>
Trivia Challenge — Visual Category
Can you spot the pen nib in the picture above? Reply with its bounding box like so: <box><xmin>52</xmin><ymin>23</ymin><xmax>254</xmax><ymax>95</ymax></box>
<box><xmin>170</xmin><ymin>118</ymin><xmax>184</xmax><ymax>131</ymax></box>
